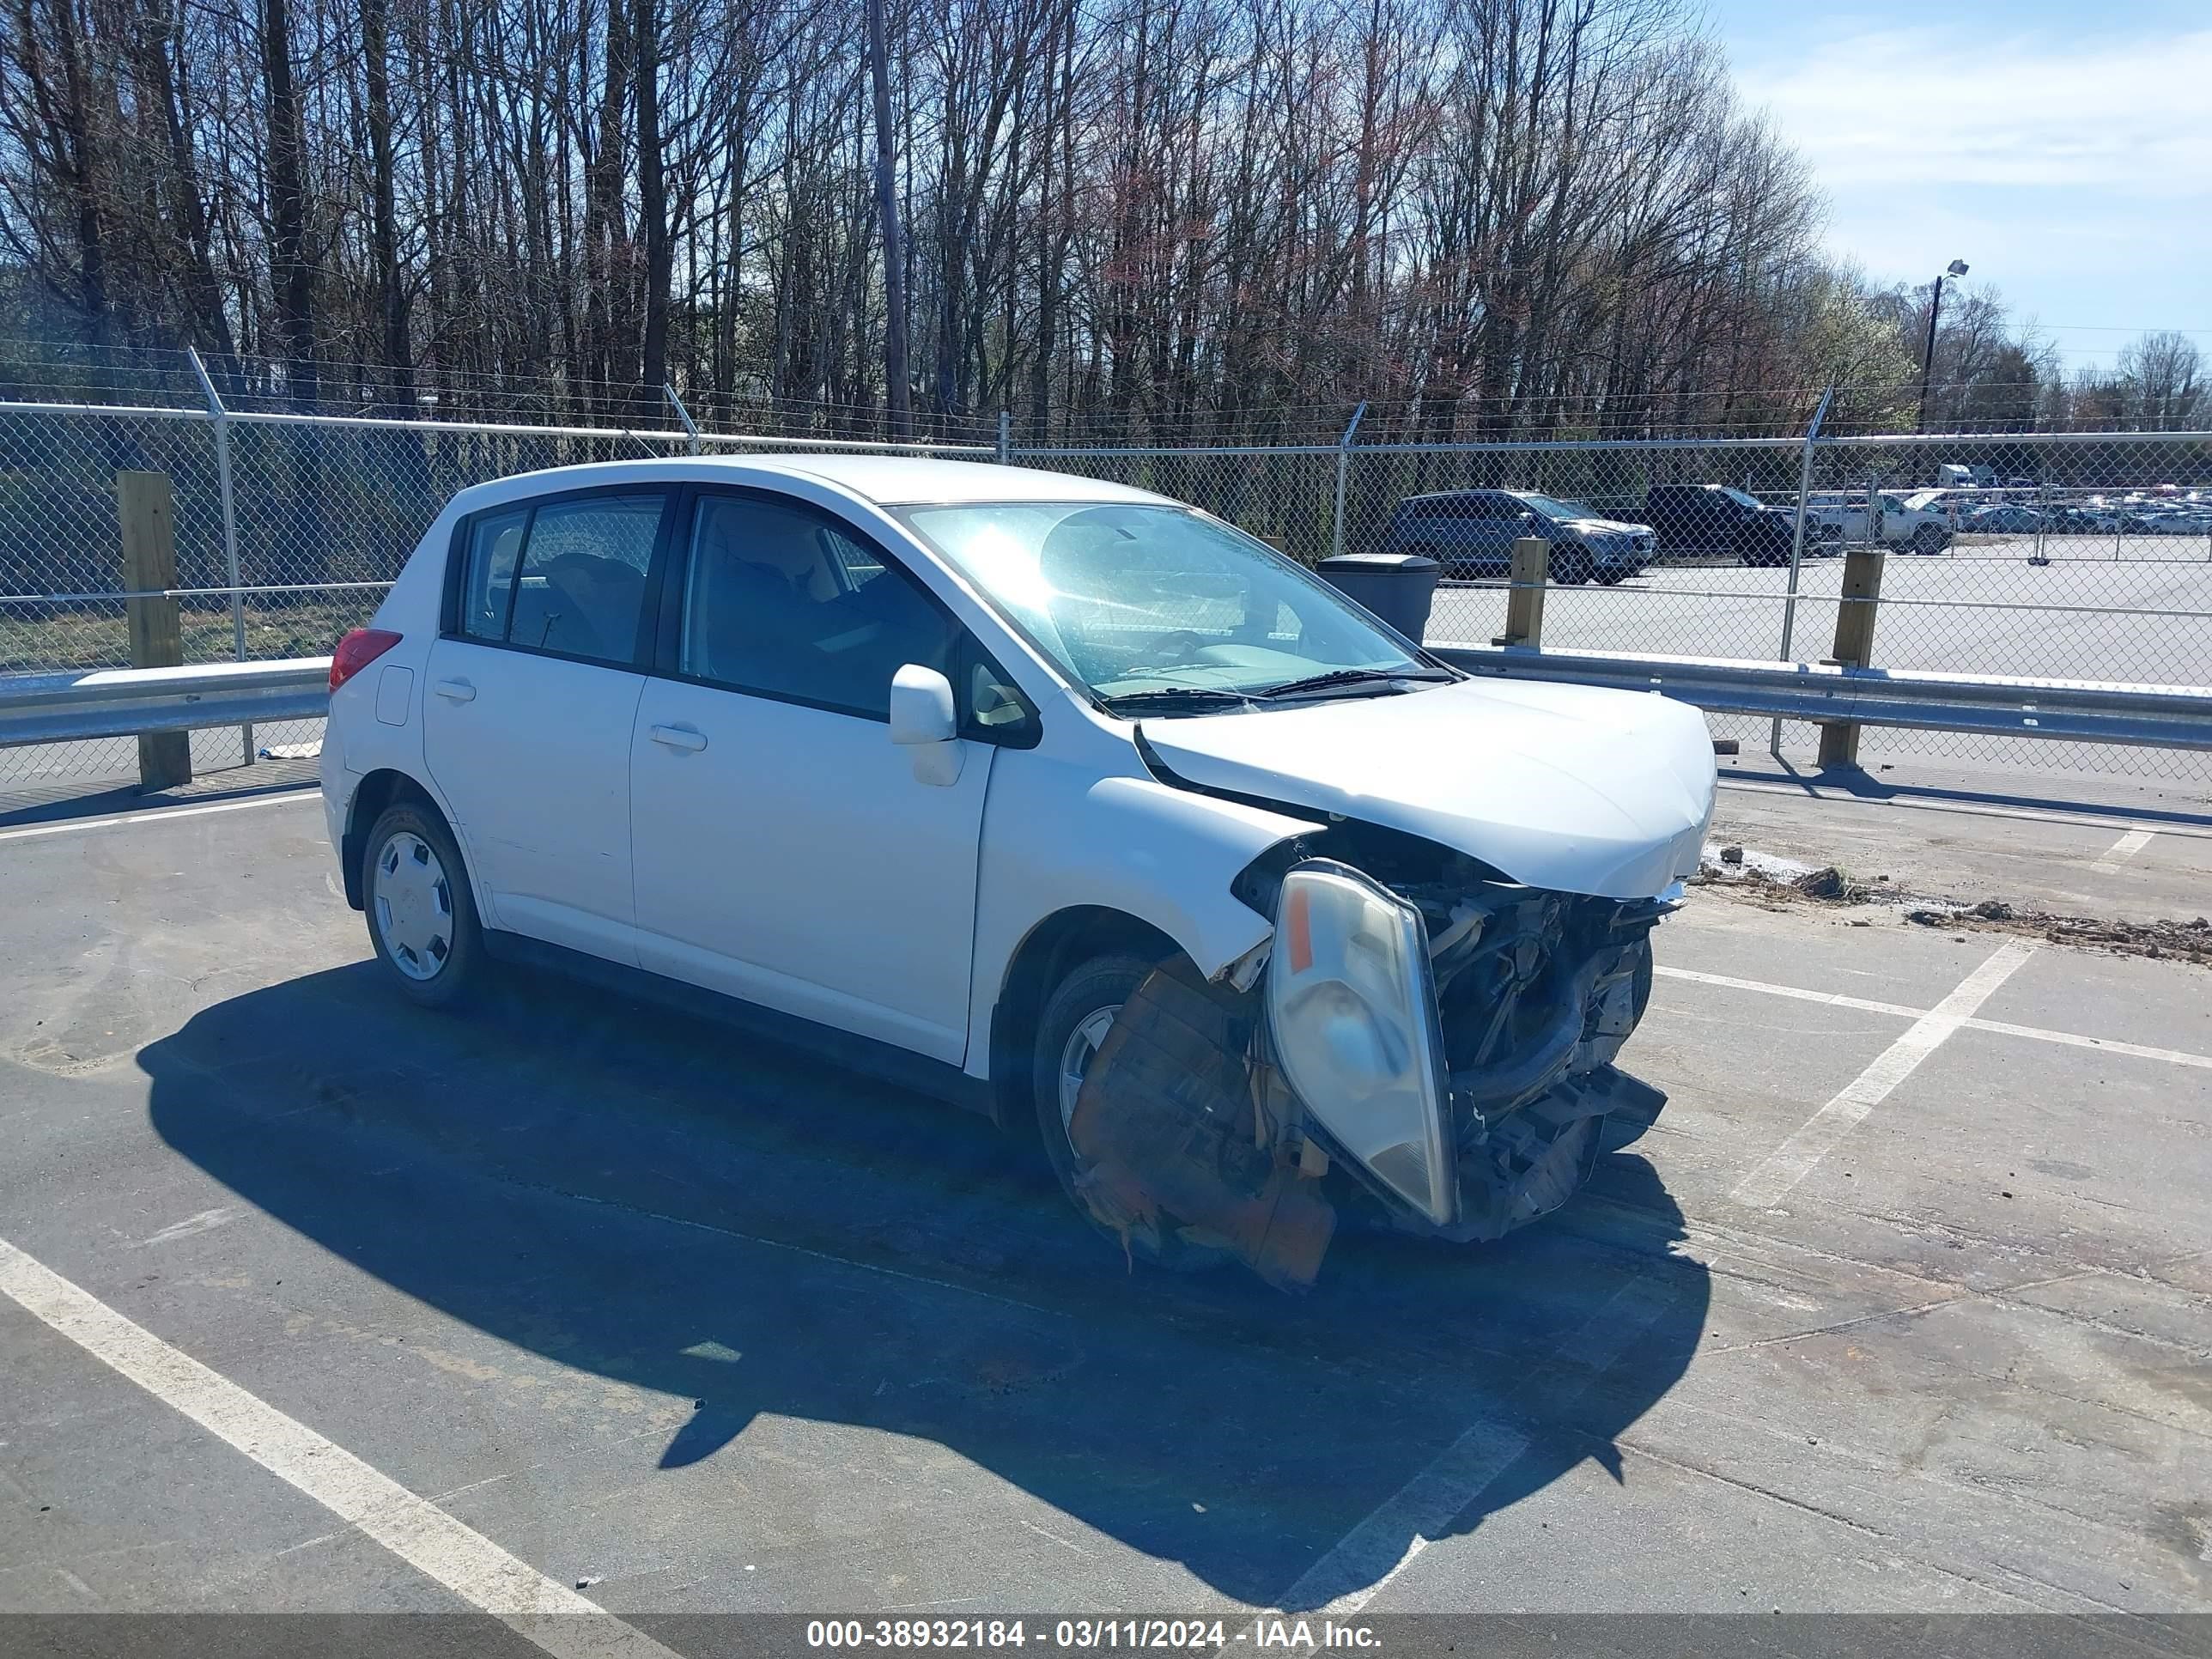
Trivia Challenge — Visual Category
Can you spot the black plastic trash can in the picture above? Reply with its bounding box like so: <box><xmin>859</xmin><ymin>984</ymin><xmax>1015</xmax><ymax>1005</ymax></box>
<box><xmin>1316</xmin><ymin>553</ymin><xmax>1439</xmax><ymax>643</ymax></box>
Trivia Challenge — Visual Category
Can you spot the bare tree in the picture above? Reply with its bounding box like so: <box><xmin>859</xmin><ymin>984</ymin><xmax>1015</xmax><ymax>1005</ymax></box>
<box><xmin>0</xmin><ymin>0</ymin><xmax>2057</xmax><ymax>445</ymax></box>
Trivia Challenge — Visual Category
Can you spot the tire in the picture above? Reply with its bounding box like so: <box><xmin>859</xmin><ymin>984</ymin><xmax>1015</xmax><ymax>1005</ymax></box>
<box><xmin>1031</xmin><ymin>951</ymin><xmax>1223</xmax><ymax>1272</ymax></box>
<box><xmin>1595</xmin><ymin>566</ymin><xmax>1630</xmax><ymax>585</ymax></box>
<box><xmin>1911</xmin><ymin>525</ymin><xmax>1946</xmax><ymax>556</ymax></box>
<box><xmin>360</xmin><ymin>799</ymin><xmax>489</xmax><ymax>1010</ymax></box>
<box><xmin>1549</xmin><ymin>544</ymin><xmax>1594</xmax><ymax>585</ymax></box>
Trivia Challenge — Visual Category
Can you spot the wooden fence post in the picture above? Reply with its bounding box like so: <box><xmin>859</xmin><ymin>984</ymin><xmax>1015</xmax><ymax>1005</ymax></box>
<box><xmin>119</xmin><ymin>471</ymin><xmax>191</xmax><ymax>790</ymax></box>
<box><xmin>1817</xmin><ymin>544</ymin><xmax>1885</xmax><ymax>768</ymax></box>
<box><xmin>1493</xmin><ymin>536</ymin><xmax>1549</xmax><ymax>647</ymax></box>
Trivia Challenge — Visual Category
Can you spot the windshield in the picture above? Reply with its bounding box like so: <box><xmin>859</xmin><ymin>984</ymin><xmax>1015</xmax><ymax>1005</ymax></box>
<box><xmin>1718</xmin><ymin>487</ymin><xmax>1762</xmax><ymax>509</ymax></box>
<box><xmin>1510</xmin><ymin>492</ymin><xmax>1598</xmax><ymax>520</ymax></box>
<box><xmin>893</xmin><ymin>501</ymin><xmax>1442</xmax><ymax>709</ymax></box>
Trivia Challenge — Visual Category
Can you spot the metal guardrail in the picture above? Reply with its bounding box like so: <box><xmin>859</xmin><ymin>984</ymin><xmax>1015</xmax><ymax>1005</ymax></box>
<box><xmin>7</xmin><ymin>648</ymin><xmax>2205</xmax><ymax>759</ymax></box>
<box><xmin>1432</xmin><ymin>643</ymin><xmax>2212</xmax><ymax>751</ymax></box>
<box><xmin>0</xmin><ymin>658</ymin><xmax>331</xmax><ymax>747</ymax></box>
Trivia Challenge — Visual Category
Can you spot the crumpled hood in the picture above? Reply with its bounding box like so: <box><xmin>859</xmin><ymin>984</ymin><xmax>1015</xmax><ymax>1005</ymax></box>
<box><xmin>1139</xmin><ymin>678</ymin><xmax>1717</xmax><ymax>899</ymax></box>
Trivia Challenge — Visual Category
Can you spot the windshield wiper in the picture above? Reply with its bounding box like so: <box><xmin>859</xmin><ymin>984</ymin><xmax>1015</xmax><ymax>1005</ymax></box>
<box><xmin>1255</xmin><ymin>666</ymin><xmax>1455</xmax><ymax>701</ymax></box>
<box><xmin>1098</xmin><ymin>686</ymin><xmax>1260</xmax><ymax>714</ymax></box>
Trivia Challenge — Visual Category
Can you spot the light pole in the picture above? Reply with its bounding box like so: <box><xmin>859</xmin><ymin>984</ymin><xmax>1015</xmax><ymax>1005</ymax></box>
<box><xmin>1916</xmin><ymin>258</ymin><xmax>1969</xmax><ymax>433</ymax></box>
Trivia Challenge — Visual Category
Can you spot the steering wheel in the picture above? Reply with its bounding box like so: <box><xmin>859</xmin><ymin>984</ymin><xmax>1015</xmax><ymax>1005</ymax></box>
<box><xmin>1139</xmin><ymin>629</ymin><xmax>1212</xmax><ymax>666</ymax></box>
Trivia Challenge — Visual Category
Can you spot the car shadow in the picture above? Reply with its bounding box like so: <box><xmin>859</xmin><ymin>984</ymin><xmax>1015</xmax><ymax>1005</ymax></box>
<box><xmin>142</xmin><ymin>962</ymin><xmax>1710</xmax><ymax>1611</ymax></box>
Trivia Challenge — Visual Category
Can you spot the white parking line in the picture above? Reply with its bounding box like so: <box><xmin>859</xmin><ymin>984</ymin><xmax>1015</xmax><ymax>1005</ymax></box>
<box><xmin>2089</xmin><ymin>829</ymin><xmax>2155</xmax><ymax>873</ymax></box>
<box><xmin>1961</xmin><ymin>1017</ymin><xmax>2212</xmax><ymax>1072</ymax></box>
<box><xmin>1654</xmin><ymin>965</ymin><xmax>1923</xmax><ymax>1020</ymax></box>
<box><xmin>1271</xmin><ymin>1272</ymin><xmax>1680</xmax><ymax>1618</ymax></box>
<box><xmin>0</xmin><ymin>1234</ymin><xmax>683</xmax><ymax>1659</ymax></box>
<box><xmin>1729</xmin><ymin>941</ymin><xmax>2037</xmax><ymax>1209</ymax></box>
<box><xmin>0</xmin><ymin>790</ymin><xmax>317</xmax><ymax>842</ymax></box>
<box><xmin>1655</xmin><ymin>964</ymin><xmax>2212</xmax><ymax>1071</ymax></box>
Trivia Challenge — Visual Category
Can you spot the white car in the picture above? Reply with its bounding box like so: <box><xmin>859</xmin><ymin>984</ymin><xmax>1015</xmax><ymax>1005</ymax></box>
<box><xmin>320</xmin><ymin>458</ymin><xmax>1715</xmax><ymax>1287</ymax></box>
<box><xmin>1805</xmin><ymin>489</ymin><xmax>1954</xmax><ymax>554</ymax></box>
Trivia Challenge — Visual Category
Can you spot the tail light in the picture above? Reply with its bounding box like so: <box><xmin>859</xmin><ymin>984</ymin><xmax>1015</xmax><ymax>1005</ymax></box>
<box><xmin>331</xmin><ymin>629</ymin><xmax>404</xmax><ymax>692</ymax></box>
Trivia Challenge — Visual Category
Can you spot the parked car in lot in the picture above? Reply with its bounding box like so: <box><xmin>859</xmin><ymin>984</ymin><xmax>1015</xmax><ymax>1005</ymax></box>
<box><xmin>2127</xmin><ymin>505</ymin><xmax>2212</xmax><ymax>534</ymax></box>
<box><xmin>1805</xmin><ymin>489</ymin><xmax>1954</xmax><ymax>554</ymax></box>
<box><xmin>1960</xmin><ymin>504</ymin><xmax>2046</xmax><ymax>535</ymax></box>
<box><xmin>2047</xmin><ymin>505</ymin><xmax>2120</xmax><ymax>533</ymax></box>
<box><xmin>322</xmin><ymin>458</ymin><xmax>1713</xmax><ymax>1288</ymax></box>
<box><xmin>1643</xmin><ymin>483</ymin><xmax>1833</xmax><ymax>567</ymax></box>
<box><xmin>1381</xmin><ymin>489</ymin><xmax>1655</xmax><ymax>584</ymax></box>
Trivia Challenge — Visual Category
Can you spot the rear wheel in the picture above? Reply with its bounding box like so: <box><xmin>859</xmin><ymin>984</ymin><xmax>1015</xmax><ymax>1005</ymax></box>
<box><xmin>361</xmin><ymin>800</ymin><xmax>488</xmax><ymax>1010</ymax></box>
<box><xmin>1032</xmin><ymin>951</ymin><xmax>1222</xmax><ymax>1272</ymax></box>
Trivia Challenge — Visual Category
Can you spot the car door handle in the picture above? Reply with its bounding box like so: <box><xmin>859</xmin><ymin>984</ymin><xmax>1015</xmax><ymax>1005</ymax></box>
<box><xmin>433</xmin><ymin>678</ymin><xmax>476</xmax><ymax>702</ymax></box>
<box><xmin>649</xmin><ymin>724</ymin><xmax>708</xmax><ymax>752</ymax></box>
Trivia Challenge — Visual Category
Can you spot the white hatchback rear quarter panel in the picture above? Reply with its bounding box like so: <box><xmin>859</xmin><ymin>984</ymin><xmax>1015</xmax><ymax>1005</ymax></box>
<box><xmin>320</xmin><ymin>502</ymin><xmax>465</xmax><ymax>891</ymax></box>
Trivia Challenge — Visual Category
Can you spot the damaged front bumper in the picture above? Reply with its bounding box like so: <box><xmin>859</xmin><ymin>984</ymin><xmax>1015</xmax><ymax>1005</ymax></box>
<box><xmin>1067</xmin><ymin>852</ymin><xmax>1679</xmax><ymax>1289</ymax></box>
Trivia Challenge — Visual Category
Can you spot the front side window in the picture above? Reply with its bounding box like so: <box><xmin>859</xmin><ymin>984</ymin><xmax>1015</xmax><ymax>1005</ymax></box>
<box><xmin>1509</xmin><ymin>492</ymin><xmax>1596</xmax><ymax>521</ymax></box>
<box><xmin>895</xmin><ymin>501</ymin><xmax>1445</xmax><ymax>710</ymax></box>
<box><xmin>680</xmin><ymin>494</ymin><xmax>955</xmax><ymax>720</ymax></box>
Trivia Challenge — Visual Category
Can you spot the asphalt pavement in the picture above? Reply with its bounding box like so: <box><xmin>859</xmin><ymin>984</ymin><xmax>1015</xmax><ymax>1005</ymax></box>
<box><xmin>1</xmin><ymin>782</ymin><xmax>2209</xmax><ymax>1650</ymax></box>
<box><xmin>1428</xmin><ymin>536</ymin><xmax>2212</xmax><ymax>792</ymax></box>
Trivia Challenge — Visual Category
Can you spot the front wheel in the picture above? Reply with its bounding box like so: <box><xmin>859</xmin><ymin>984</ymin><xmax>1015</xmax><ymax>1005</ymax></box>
<box><xmin>361</xmin><ymin>800</ymin><xmax>489</xmax><ymax>1009</ymax></box>
<box><xmin>1032</xmin><ymin>952</ymin><xmax>1223</xmax><ymax>1272</ymax></box>
<box><xmin>1549</xmin><ymin>544</ymin><xmax>1595</xmax><ymax>585</ymax></box>
<box><xmin>1911</xmin><ymin>525</ymin><xmax>1947</xmax><ymax>555</ymax></box>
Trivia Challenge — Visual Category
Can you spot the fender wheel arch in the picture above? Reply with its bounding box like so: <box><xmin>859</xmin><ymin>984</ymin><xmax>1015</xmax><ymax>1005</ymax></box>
<box><xmin>986</xmin><ymin>906</ymin><xmax>1183</xmax><ymax>1132</ymax></box>
<box><xmin>341</xmin><ymin>769</ymin><xmax>446</xmax><ymax>910</ymax></box>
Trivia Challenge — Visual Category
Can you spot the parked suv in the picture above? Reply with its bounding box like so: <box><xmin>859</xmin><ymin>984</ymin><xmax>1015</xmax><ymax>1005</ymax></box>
<box><xmin>322</xmin><ymin>457</ymin><xmax>1713</xmax><ymax>1289</ymax></box>
<box><xmin>1382</xmin><ymin>489</ymin><xmax>1655</xmax><ymax>584</ymax></box>
<box><xmin>1644</xmin><ymin>484</ymin><xmax>1828</xmax><ymax>568</ymax></box>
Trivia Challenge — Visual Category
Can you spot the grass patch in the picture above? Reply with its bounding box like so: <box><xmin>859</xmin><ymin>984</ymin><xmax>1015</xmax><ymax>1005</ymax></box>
<box><xmin>1</xmin><ymin>596</ymin><xmax>379</xmax><ymax>674</ymax></box>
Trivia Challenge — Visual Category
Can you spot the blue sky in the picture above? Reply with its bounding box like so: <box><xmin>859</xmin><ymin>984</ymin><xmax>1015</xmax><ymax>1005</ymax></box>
<box><xmin>1708</xmin><ymin>0</ymin><xmax>2211</xmax><ymax>373</ymax></box>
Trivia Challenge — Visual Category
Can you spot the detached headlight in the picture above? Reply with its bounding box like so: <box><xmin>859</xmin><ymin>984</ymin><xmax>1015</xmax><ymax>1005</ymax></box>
<box><xmin>1268</xmin><ymin>860</ymin><xmax>1455</xmax><ymax>1225</ymax></box>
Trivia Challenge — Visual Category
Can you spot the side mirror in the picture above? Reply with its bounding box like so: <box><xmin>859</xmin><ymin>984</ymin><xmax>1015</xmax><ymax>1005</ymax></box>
<box><xmin>889</xmin><ymin>664</ymin><xmax>963</xmax><ymax>787</ymax></box>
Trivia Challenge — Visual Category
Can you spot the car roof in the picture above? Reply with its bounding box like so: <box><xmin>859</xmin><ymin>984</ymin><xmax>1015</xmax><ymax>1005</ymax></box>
<box><xmin>1399</xmin><ymin>488</ymin><xmax>1504</xmax><ymax>504</ymax></box>
<box><xmin>441</xmin><ymin>453</ymin><xmax>1171</xmax><ymax>515</ymax></box>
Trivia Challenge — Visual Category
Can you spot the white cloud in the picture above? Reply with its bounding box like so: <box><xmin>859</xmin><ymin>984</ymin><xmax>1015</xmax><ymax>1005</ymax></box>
<box><xmin>1739</xmin><ymin>26</ymin><xmax>2212</xmax><ymax>194</ymax></box>
<box><xmin>1725</xmin><ymin>20</ymin><xmax>2212</xmax><ymax>359</ymax></box>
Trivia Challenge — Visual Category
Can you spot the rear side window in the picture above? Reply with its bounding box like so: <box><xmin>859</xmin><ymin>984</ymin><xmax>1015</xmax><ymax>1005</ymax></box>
<box><xmin>510</xmin><ymin>495</ymin><xmax>660</xmax><ymax>661</ymax></box>
<box><xmin>451</xmin><ymin>492</ymin><xmax>665</xmax><ymax>665</ymax></box>
<box><xmin>459</xmin><ymin>509</ymin><xmax>527</xmax><ymax>641</ymax></box>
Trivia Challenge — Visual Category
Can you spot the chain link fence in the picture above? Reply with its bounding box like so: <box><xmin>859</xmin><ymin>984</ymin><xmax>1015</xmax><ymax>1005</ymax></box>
<box><xmin>1017</xmin><ymin>428</ymin><xmax>2212</xmax><ymax>786</ymax></box>
<box><xmin>0</xmin><ymin>386</ymin><xmax>987</xmax><ymax>790</ymax></box>
<box><xmin>5</xmin><ymin>383</ymin><xmax>2209</xmax><ymax>793</ymax></box>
